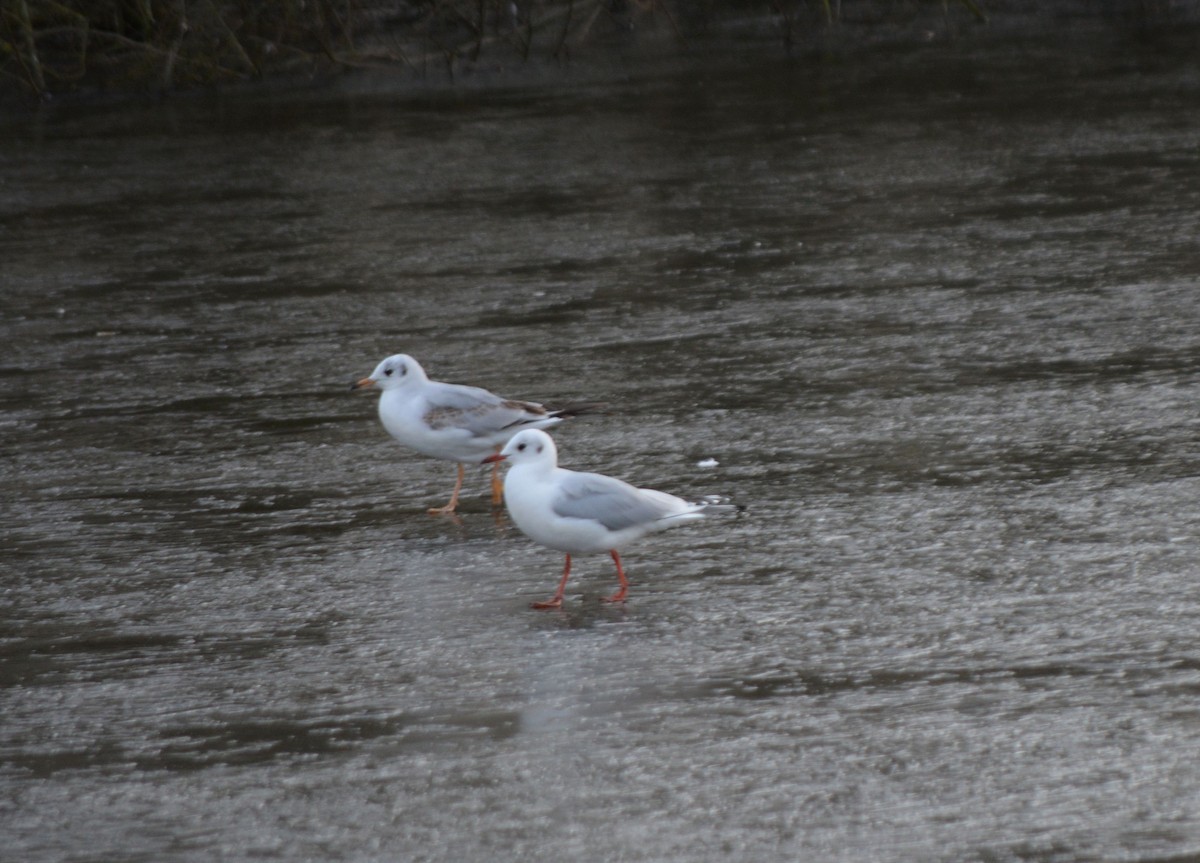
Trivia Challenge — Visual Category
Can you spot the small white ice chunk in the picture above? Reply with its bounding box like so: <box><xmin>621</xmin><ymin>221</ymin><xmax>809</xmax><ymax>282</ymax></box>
<box><xmin>696</xmin><ymin>458</ymin><xmax>719</xmax><ymax>468</ymax></box>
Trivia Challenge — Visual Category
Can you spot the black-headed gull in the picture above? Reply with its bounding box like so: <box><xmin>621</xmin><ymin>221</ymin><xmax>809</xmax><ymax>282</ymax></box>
<box><xmin>484</xmin><ymin>429</ymin><xmax>735</xmax><ymax>609</ymax></box>
<box><xmin>352</xmin><ymin>354</ymin><xmax>600</xmax><ymax>515</ymax></box>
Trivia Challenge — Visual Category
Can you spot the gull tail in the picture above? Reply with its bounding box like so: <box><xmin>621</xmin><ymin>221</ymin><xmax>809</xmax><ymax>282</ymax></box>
<box><xmin>657</xmin><ymin>495</ymin><xmax>743</xmax><ymax>526</ymax></box>
<box><xmin>547</xmin><ymin>401</ymin><xmax>608</xmax><ymax>419</ymax></box>
<box><xmin>695</xmin><ymin>495</ymin><xmax>745</xmax><ymax>516</ymax></box>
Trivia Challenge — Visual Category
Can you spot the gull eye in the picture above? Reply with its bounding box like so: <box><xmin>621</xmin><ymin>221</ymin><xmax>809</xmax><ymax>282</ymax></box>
<box><xmin>517</xmin><ymin>443</ymin><xmax>527</xmax><ymax>452</ymax></box>
<box><xmin>384</xmin><ymin>367</ymin><xmax>393</xmax><ymax>377</ymax></box>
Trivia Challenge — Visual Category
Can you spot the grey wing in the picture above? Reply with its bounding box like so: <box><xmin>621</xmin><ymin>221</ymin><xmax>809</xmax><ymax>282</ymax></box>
<box><xmin>424</xmin><ymin>382</ymin><xmax>547</xmax><ymax>437</ymax></box>
<box><xmin>552</xmin><ymin>472</ymin><xmax>676</xmax><ymax>532</ymax></box>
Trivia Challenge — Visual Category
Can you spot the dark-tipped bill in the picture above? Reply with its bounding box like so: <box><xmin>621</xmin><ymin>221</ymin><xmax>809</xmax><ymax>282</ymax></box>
<box><xmin>350</xmin><ymin>377</ymin><xmax>376</xmax><ymax>391</ymax></box>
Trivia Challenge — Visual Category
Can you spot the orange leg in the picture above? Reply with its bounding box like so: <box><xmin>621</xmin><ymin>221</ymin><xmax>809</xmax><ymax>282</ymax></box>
<box><xmin>602</xmin><ymin>550</ymin><xmax>629</xmax><ymax>604</ymax></box>
<box><xmin>531</xmin><ymin>554</ymin><xmax>572</xmax><ymax>610</ymax></box>
<box><xmin>428</xmin><ymin>463</ymin><xmax>465</xmax><ymax>515</ymax></box>
<box><xmin>490</xmin><ymin>447</ymin><xmax>504</xmax><ymax>506</ymax></box>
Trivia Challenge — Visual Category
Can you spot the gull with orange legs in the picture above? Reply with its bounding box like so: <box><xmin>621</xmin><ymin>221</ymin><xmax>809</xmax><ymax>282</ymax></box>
<box><xmin>485</xmin><ymin>429</ymin><xmax>736</xmax><ymax>608</ymax></box>
<box><xmin>352</xmin><ymin>354</ymin><xmax>600</xmax><ymax>515</ymax></box>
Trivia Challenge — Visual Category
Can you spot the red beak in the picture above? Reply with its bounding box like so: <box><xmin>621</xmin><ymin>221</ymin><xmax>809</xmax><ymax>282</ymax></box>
<box><xmin>481</xmin><ymin>453</ymin><xmax>506</xmax><ymax>464</ymax></box>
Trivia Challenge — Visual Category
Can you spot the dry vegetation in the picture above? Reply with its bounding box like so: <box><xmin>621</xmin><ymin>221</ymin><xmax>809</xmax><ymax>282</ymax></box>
<box><xmin>0</xmin><ymin>0</ymin><xmax>1077</xmax><ymax>99</ymax></box>
<box><xmin>1</xmin><ymin>0</ymin><xmax>697</xmax><ymax>96</ymax></box>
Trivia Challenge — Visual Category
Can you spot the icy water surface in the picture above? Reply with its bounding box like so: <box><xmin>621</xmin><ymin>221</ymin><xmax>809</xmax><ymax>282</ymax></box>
<box><xmin>4</xmin><ymin>22</ymin><xmax>1200</xmax><ymax>863</ymax></box>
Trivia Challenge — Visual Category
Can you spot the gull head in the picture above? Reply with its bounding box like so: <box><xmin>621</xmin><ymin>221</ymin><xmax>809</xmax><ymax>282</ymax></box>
<box><xmin>486</xmin><ymin>429</ymin><xmax>559</xmax><ymax>467</ymax></box>
<box><xmin>351</xmin><ymin>353</ymin><xmax>427</xmax><ymax>392</ymax></box>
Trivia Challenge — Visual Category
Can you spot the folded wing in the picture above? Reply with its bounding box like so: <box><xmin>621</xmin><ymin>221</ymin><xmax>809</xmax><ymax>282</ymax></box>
<box><xmin>552</xmin><ymin>471</ymin><xmax>686</xmax><ymax>533</ymax></box>
<box><xmin>423</xmin><ymin>383</ymin><xmax>550</xmax><ymax>439</ymax></box>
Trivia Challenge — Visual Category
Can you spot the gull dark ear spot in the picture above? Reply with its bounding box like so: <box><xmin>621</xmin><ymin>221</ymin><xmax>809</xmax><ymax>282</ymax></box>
<box><xmin>536</xmin><ymin>445</ymin><xmax>544</xmax><ymax>453</ymax></box>
<box><xmin>400</xmin><ymin>364</ymin><xmax>407</xmax><ymax>376</ymax></box>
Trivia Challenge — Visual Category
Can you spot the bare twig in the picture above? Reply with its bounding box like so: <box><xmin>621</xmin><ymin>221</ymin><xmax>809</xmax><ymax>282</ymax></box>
<box><xmin>553</xmin><ymin>0</ymin><xmax>574</xmax><ymax>60</ymax></box>
<box><xmin>571</xmin><ymin>0</ymin><xmax>604</xmax><ymax>47</ymax></box>
<box><xmin>653</xmin><ymin>0</ymin><xmax>690</xmax><ymax>48</ymax></box>
<box><xmin>472</xmin><ymin>0</ymin><xmax>485</xmax><ymax>60</ymax></box>
<box><xmin>959</xmin><ymin>0</ymin><xmax>988</xmax><ymax>22</ymax></box>
<box><xmin>205</xmin><ymin>0</ymin><xmax>260</xmax><ymax>76</ymax></box>
<box><xmin>160</xmin><ymin>0</ymin><xmax>189</xmax><ymax>91</ymax></box>
<box><xmin>16</xmin><ymin>0</ymin><xmax>46</xmax><ymax>95</ymax></box>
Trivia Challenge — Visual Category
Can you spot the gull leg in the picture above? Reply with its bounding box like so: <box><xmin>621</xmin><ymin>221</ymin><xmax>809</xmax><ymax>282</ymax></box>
<box><xmin>531</xmin><ymin>555</ymin><xmax>571</xmax><ymax>610</ymax></box>
<box><xmin>490</xmin><ymin>446</ymin><xmax>504</xmax><ymax>506</ymax></box>
<box><xmin>602</xmin><ymin>550</ymin><xmax>629</xmax><ymax>604</ymax></box>
<box><xmin>428</xmin><ymin>463</ymin><xmax>465</xmax><ymax>515</ymax></box>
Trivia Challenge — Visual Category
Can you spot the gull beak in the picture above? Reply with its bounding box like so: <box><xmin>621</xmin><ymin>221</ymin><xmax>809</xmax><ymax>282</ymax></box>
<box><xmin>350</xmin><ymin>377</ymin><xmax>376</xmax><ymax>391</ymax></box>
<box><xmin>481</xmin><ymin>453</ymin><xmax>507</xmax><ymax>464</ymax></box>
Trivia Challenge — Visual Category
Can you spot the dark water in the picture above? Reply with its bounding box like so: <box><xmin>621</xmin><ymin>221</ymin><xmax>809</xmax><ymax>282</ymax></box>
<box><xmin>4</xmin><ymin>21</ymin><xmax>1200</xmax><ymax>863</ymax></box>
